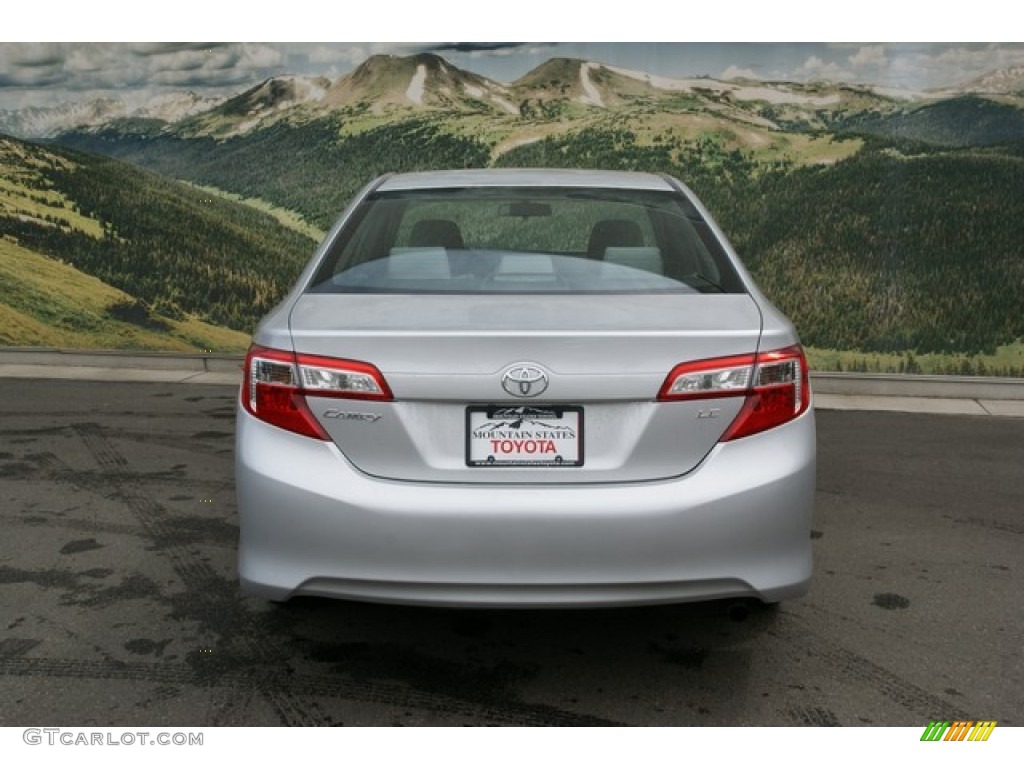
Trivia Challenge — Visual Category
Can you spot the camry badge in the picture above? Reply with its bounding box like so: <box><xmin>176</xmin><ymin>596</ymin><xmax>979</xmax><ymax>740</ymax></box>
<box><xmin>323</xmin><ymin>410</ymin><xmax>382</xmax><ymax>422</ymax></box>
<box><xmin>501</xmin><ymin>364</ymin><xmax>549</xmax><ymax>398</ymax></box>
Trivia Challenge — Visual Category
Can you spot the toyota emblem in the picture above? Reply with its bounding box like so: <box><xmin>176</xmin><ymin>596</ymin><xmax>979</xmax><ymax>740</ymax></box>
<box><xmin>501</xmin><ymin>364</ymin><xmax>549</xmax><ymax>398</ymax></box>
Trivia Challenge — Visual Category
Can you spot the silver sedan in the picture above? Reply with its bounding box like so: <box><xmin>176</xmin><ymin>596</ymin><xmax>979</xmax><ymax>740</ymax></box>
<box><xmin>236</xmin><ymin>169</ymin><xmax>815</xmax><ymax>607</ymax></box>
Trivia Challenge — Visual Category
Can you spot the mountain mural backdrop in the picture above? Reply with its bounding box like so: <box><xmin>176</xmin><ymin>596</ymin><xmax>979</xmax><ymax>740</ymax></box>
<box><xmin>2</xmin><ymin>48</ymin><xmax>1023</xmax><ymax>375</ymax></box>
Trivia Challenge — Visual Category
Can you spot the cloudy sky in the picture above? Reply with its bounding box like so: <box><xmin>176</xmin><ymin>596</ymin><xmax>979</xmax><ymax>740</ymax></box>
<box><xmin>2</xmin><ymin>25</ymin><xmax>1022</xmax><ymax>111</ymax></box>
<box><xmin>2</xmin><ymin>0</ymin><xmax>1018</xmax><ymax>111</ymax></box>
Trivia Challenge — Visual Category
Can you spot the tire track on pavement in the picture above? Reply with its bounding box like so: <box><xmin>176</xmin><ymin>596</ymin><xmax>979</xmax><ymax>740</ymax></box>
<box><xmin>0</xmin><ymin>656</ymin><xmax>620</xmax><ymax>726</ymax></box>
<box><xmin>44</xmin><ymin>423</ymin><xmax>616</xmax><ymax>726</ymax></box>
<box><xmin>69</xmin><ymin>422</ymin><xmax>329</xmax><ymax>727</ymax></box>
<box><xmin>769</xmin><ymin>612</ymin><xmax>971</xmax><ymax>723</ymax></box>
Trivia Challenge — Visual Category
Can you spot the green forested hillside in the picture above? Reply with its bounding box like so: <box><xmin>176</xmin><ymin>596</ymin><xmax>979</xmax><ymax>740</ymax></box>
<box><xmin>57</xmin><ymin>117</ymin><xmax>492</xmax><ymax>230</ymax></box>
<box><xmin>1</xmin><ymin>136</ymin><xmax>316</xmax><ymax>336</ymax></box>
<box><xmin>52</xmin><ymin>116</ymin><xmax>1024</xmax><ymax>363</ymax></box>
<box><xmin>839</xmin><ymin>96</ymin><xmax>1024</xmax><ymax>147</ymax></box>
<box><xmin>729</xmin><ymin>145</ymin><xmax>1024</xmax><ymax>355</ymax></box>
<box><xmin>500</xmin><ymin>130</ymin><xmax>1024</xmax><ymax>356</ymax></box>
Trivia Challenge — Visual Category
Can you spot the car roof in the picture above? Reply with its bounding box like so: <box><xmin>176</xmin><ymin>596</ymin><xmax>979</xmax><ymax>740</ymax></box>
<box><xmin>375</xmin><ymin>168</ymin><xmax>676</xmax><ymax>192</ymax></box>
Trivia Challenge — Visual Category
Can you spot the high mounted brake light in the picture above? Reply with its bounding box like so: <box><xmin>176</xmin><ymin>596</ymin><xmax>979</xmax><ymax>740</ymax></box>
<box><xmin>658</xmin><ymin>345</ymin><xmax>810</xmax><ymax>440</ymax></box>
<box><xmin>241</xmin><ymin>344</ymin><xmax>392</xmax><ymax>439</ymax></box>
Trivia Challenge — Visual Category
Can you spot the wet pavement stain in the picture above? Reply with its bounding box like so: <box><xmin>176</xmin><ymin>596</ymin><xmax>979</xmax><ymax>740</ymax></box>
<box><xmin>123</xmin><ymin>468</ymin><xmax>190</xmax><ymax>483</ymax></box>
<box><xmin>0</xmin><ymin>461</ymin><xmax>35</xmax><ymax>478</ymax></box>
<box><xmin>60</xmin><ymin>538</ymin><xmax>104</xmax><ymax>555</ymax></box>
<box><xmin>0</xmin><ymin>426</ymin><xmax>69</xmax><ymax>437</ymax></box>
<box><xmin>81</xmin><ymin>568</ymin><xmax>115</xmax><ymax>579</ymax></box>
<box><xmin>150</xmin><ymin>516</ymin><xmax>239</xmax><ymax>548</ymax></box>
<box><xmin>0</xmin><ymin>639</ymin><xmax>42</xmax><ymax>658</ymax></box>
<box><xmin>0</xmin><ymin>566</ymin><xmax>83</xmax><ymax>590</ymax></box>
<box><xmin>872</xmin><ymin>593</ymin><xmax>911</xmax><ymax>610</ymax></box>
<box><xmin>124</xmin><ymin>638</ymin><xmax>173</xmax><ymax>657</ymax></box>
<box><xmin>75</xmin><ymin>573</ymin><xmax>168</xmax><ymax>609</ymax></box>
<box><xmin>1</xmin><ymin>565</ymin><xmax>168</xmax><ymax>610</ymax></box>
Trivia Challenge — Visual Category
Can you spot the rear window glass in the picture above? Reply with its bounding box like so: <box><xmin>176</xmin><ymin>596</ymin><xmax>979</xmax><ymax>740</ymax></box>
<box><xmin>308</xmin><ymin>187</ymin><xmax>745</xmax><ymax>295</ymax></box>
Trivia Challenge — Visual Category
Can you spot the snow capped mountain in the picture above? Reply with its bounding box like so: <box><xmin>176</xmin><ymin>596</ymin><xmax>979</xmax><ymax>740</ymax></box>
<box><xmin>6</xmin><ymin>52</ymin><xmax>999</xmax><ymax>143</ymax></box>
<box><xmin>176</xmin><ymin>75</ymin><xmax>332</xmax><ymax>135</ymax></box>
<box><xmin>604</xmin><ymin>63</ymin><xmax>847</xmax><ymax>106</ymax></box>
<box><xmin>0</xmin><ymin>98</ymin><xmax>124</xmax><ymax>139</ymax></box>
<box><xmin>510</xmin><ymin>57</ymin><xmax>853</xmax><ymax>111</ymax></box>
<box><xmin>954</xmin><ymin>65</ymin><xmax>1024</xmax><ymax>95</ymax></box>
<box><xmin>220</xmin><ymin>75</ymin><xmax>331</xmax><ymax>116</ymax></box>
<box><xmin>323</xmin><ymin>53</ymin><xmax>515</xmax><ymax>114</ymax></box>
<box><xmin>133</xmin><ymin>91</ymin><xmax>226</xmax><ymax>123</ymax></box>
<box><xmin>0</xmin><ymin>92</ymin><xmax>229</xmax><ymax>139</ymax></box>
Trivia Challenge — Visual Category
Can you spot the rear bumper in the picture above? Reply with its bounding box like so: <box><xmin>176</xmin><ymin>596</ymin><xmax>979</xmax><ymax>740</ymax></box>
<box><xmin>236</xmin><ymin>404</ymin><xmax>816</xmax><ymax>607</ymax></box>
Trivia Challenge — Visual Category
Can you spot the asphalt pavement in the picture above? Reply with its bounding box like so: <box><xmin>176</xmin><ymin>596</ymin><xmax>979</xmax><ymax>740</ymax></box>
<box><xmin>0</xmin><ymin>377</ymin><xmax>1021</xmax><ymax>726</ymax></box>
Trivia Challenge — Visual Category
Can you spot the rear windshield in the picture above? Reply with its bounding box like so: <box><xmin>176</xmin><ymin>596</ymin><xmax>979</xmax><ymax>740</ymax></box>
<box><xmin>307</xmin><ymin>186</ymin><xmax>746</xmax><ymax>295</ymax></box>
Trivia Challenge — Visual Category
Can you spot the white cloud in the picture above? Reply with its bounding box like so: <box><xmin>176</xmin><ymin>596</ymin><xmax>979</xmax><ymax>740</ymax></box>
<box><xmin>849</xmin><ymin>44</ymin><xmax>888</xmax><ymax>68</ymax></box>
<box><xmin>309</xmin><ymin>45</ymin><xmax>358</xmax><ymax>65</ymax></box>
<box><xmin>797</xmin><ymin>55</ymin><xmax>855</xmax><ymax>83</ymax></box>
<box><xmin>236</xmin><ymin>44</ymin><xmax>284</xmax><ymax>70</ymax></box>
<box><xmin>796</xmin><ymin>43</ymin><xmax>1024</xmax><ymax>89</ymax></box>
<box><xmin>721</xmin><ymin>65</ymin><xmax>761</xmax><ymax>81</ymax></box>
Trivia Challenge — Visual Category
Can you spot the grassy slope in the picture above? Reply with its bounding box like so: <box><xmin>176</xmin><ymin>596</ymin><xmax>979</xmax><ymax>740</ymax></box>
<box><xmin>0</xmin><ymin>135</ymin><xmax>321</xmax><ymax>351</ymax></box>
<box><xmin>1</xmin><ymin>135</ymin><xmax>315</xmax><ymax>338</ymax></box>
<box><xmin>185</xmin><ymin>182</ymin><xmax>325</xmax><ymax>241</ymax></box>
<box><xmin>416</xmin><ymin>104</ymin><xmax>864</xmax><ymax>169</ymax></box>
<box><xmin>0</xmin><ymin>238</ymin><xmax>249</xmax><ymax>352</ymax></box>
<box><xmin>806</xmin><ymin>342</ymin><xmax>1024</xmax><ymax>377</ymax></box>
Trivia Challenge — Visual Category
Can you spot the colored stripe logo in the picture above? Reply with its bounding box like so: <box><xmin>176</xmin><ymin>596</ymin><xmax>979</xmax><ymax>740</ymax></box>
<box><xmin>920</xmin><ymin>721</ymin><xmax>997</xmax><ymax>741</ymax></box>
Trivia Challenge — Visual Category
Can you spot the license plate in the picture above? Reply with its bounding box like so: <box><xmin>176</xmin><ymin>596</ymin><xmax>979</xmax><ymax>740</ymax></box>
<box><xmin>466</xmin><ymin>406</ymin><xmax>583</xmax><ymax>467</ymax></box>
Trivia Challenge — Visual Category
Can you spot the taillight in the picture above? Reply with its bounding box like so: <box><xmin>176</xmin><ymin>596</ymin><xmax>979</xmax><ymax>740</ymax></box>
<box><xmin>659</xmin><ymin>345</ymin><xmax>810</xmax><ymax>441</ymax></box>
<box><xmin>241</xmin><ymin>344</ymin><xmax>392</xmax><ymax>439</ymax></box>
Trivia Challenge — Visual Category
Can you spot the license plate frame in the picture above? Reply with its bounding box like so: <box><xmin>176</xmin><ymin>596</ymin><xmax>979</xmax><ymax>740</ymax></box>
<box><xmin>465</xmin><ymin>405</ymin><xmax>584</xmax><ymax>467</ymax></box>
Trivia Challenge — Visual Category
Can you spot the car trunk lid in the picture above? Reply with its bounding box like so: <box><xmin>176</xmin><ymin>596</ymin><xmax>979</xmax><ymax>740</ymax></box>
<box><xmin>288</xmin><ymin>292</ymin><xmax>763</xmax><ymax>483</ymax></box>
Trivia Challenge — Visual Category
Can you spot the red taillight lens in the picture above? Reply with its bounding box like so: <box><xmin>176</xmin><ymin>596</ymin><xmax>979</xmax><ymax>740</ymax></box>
<box><xmin>241</xmin><ymin>344</ymin><xmax>392</xmax><ymax>439</ymax></box>
<box><xmin>659</xmin><ymin>345</ymin><xmax>810</xmax><ymax>441</ymax></box>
